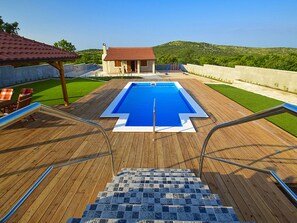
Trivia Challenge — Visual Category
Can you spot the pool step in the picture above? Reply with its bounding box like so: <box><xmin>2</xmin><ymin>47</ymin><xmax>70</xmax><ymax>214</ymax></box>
<box><xmin>112</xmin><ymin>176</ymin><xmax>202</xmax><ymax>184</ymax></box>
<box><xmin>67</xmin><ymin>168</ymin><xmax>242</xmax><ymax>223</ymax></box>
<box><xmin>81</xmin><ymin>204</ymin><xmax>239</xmax><ymax>222</ymax></box>
<box><xmin>117</xmin><ymin>169</ymin><xmax>195</xmax><ymax>177</ymax></box>
<box><xmin>68</xmin><ymin>219</ymin><xmax>216</xmax><ymax>223</ymax></box>
<box><xmin>105</xmin><ymin>182</ymin><xmax>211</xmax><ymax>194</ymax></box>
<box><xmin>120</xmin><ymin>168</ymin><xmax>193</xmax><ymax>173</ymax></box>
<box><xmin>95</xmin><ymin>191</ymin><xmax>222</xmax><ymax>206</ymax></box>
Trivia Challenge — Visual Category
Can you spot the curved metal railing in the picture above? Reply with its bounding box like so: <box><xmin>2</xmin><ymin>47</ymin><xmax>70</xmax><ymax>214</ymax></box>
<box><xmin>198</xmin><ymin>103</ymin><xmax>297</xmax><ymax>203</ymax></box>
<box><xmin>0</xmin><ymin>102</ymin><xmax>115</xmax><ymax>223</ymax></box>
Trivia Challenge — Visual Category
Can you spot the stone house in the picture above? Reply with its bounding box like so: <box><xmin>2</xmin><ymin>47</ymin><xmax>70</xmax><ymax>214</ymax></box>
<box><xmin>102</xmin><ymin>44</ymin><xmax>156</xmax><ymax>74</ymax></box>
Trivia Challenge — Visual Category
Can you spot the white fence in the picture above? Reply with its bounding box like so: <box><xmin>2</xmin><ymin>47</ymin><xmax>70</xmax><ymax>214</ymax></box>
<box><xmin>0</xmin><ymin>63</ymin><xmax>99</xmax><ymax>88</ymax></box>
<box><xmin>181</xmin><ymin>64</ymin><xmax>297</xmax><ymax>93</ymax></box>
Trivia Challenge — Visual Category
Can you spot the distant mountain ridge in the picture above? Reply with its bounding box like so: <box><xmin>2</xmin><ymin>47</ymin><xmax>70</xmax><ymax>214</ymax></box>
<box><xmin>153</xmin><ymin>40</ymin><xmax>297</xmax><ymax>57</ymax></box>
<box><xmin>152</xmin><ymin>40</ymin><xmax>297</xmax><ymax>71</ymax></box>
<box><xmin>76</xmin><ymin>41</ymin><xmax>297</xmax><ymax>71</ymax></box>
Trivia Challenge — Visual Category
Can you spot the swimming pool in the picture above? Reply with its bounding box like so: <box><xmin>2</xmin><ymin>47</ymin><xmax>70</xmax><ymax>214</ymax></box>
<box><xmin>101</xmin><ymin>82</ymin><xmax>208</xmax><ymax>132</ymax></box>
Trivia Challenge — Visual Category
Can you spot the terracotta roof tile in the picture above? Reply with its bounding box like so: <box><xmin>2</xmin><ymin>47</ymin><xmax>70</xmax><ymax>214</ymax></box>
<box><xmin>0</xmin><ymin>32</ymin><xmax>79</xmax><ymax>65</ymax></box>
<box><xmin>104</xmin><ymin>47</ymin><xmax>156</xmax><ymax>61</ymax></box>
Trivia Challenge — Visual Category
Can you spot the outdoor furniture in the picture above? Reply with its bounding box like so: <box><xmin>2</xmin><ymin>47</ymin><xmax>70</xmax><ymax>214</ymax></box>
<box><xmin>0</xmin><ymin>99</ymin><xmax>16</xmax><ymax>116</ymax></box>
<box><xmin>20</xmin><ymin>88</ymin><xmax>33</xmax><ymax>94</ymax></box>
<box><xmin>0</xmin><ymin>88</ymin><xmax>13</xmax><ymax>100</ymax></box>
<box><xmin>10</xmin><ymin>93</ymin><xmax>33</xmax><ymax>111</ymax></box>
<box><xmin>5</xmin><ymin>93</ymin><xmax>35</xmax><ymax>120</ymax></box>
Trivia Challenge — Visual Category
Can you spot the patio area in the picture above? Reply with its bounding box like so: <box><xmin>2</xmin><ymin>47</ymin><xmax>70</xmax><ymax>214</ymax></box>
<box><xmin>0</xmin><ymin>79</ymin><xmax>296</xmax><ymax>223</ymax></box>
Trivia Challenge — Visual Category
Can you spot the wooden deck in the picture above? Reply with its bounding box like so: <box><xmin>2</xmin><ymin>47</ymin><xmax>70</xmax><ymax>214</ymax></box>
<box><xmin>0</xmin><ymin>79</ymin><xmax>296</xmax><ymax>222</ymax></box>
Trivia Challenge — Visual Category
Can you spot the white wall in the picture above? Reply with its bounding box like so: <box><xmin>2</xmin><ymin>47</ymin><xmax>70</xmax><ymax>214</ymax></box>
<box><xmin>182</xmin><ymin>64</ymin><xmax>297</xmax><ymax>93</ymax></box>
<box><xmin>140</xmin><ymin>60</ymin><xmax>155</xmax><ymax>73</ymax></box>
<box><xmin>0</xmin><ymin>63</ymin><xmax>98</xmax><ymax>87</ymax></box>
<box><xmin>235</xmin><ymin>66</ymin><xmax>297</xmax><ymax>92</ymax></box>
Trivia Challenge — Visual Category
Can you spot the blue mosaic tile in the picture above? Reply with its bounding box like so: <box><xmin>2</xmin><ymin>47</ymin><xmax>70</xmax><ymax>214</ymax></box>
<box><xmin>117</xmin><ymin>211</ymin><xmax>124</xmax><ymax>218</ymax></box>
<box><xmin>67</xmin><ymin>218</ymin><xmax>81</xmax><ymax>223</ymax></box>
<box><xmin>193</xmin><ymin>213</ymin><xmax>201</xmax><ymax>220</ymax></box>
<box><xmin>68</xmin><ymin>168</ymin><xmax>242</xmax><ymax>223</ymax></box>
<box><xmin>94</xmin><ymin>211</ymin><xmax>102</xmax><ymax>218</ymax></box>
<box><xmin>155</xmin><ymin>212</ymin><xmax>162</xmax><ymax>219</ymax></box>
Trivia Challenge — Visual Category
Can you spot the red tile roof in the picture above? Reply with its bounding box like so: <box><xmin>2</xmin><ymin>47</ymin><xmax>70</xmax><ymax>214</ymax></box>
<box><xmin>104</xmin><ymin>47</ymin><xmax>156</xmax><ymax>61</ymax></box>
<box><xmin>0</xmin><ymin>32</ymin><xmax>79</xmax><ymax>65</ymax></box>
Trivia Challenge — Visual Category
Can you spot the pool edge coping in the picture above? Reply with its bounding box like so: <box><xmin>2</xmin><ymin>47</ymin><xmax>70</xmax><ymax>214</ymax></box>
<box><xmin>100</xmin><ymin>81</ymin><xmax>208</xmax><ymax>132</ymax></box>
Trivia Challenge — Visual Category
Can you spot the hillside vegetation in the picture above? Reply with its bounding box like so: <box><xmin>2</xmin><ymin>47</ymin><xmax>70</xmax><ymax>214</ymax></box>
<box><xmin>75</xmin><ymin>41</ymin><xmax>297</xmax><ymax>71</ymax></box>
<box><xmin>75</xmin><ymin>49</ymin><xmax>103</xmax><ymax>64</ymax></box>
<box><xmin>153</xmin><ymin>41</ymin><xmax>297</xmax><ymax>71</ymax></box>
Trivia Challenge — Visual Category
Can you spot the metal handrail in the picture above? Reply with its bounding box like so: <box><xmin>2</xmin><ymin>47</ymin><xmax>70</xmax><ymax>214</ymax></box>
<box><xmin>198</xmin><ymin>103</ymin><xmax>297</xmax><ymax>203</ymax></box>
<box><xmin>153</xmin><ymin>98</ymin><xmax>156</xmax><ymax>134</ymax></box>
<box><xmin>0</xmin><ymin>167</ymin><xmax>53</xmax><ymax>223</ymax></box>
<box><xmin>0</xmin><ymin>102</ymin><xmax>115</xmax><ymax>223</ymax></box>
<box><xmin>152</xmin><ymin>98</ymin><xmax>156</xmax><ymax>141</ymax></box>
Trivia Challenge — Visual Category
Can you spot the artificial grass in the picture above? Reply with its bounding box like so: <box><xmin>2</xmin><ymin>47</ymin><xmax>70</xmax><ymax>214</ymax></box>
<box><xmin>11</xmin><ymin>78</ymin><xmax>105</xmax><ymax>106</ymax></box>
<box><xmin>207</xmin><ymin>84</ymin><xmax>297</xmax><ymax>137</ymax></box>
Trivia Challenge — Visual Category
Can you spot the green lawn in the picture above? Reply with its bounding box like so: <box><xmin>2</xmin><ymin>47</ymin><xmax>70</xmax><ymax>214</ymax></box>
<box><xmin>207</xmin><ymin>84</ymin><xmax>297</xmax><ymax>137</ymax></box>
<box><xmin>11</xmin><ymin>78</ymin><xmax>105</xmax><ymax>106</ymax></box>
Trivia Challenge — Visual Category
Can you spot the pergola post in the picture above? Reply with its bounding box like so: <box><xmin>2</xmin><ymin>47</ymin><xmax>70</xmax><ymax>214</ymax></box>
<box><xmin>48</xmin><ymin>61</ymin><xmax>69</xmax><ymax>106</ymax></box>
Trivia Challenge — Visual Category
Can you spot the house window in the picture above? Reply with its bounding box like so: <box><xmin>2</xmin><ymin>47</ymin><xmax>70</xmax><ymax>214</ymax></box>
<box><xmin>115</xmin><ymin>60</ymin><xmax>121</xmax><ymax>67</ymax></box>
<box><xmin>141</xmin><ymin>60</ymin><xmax>147</xmax><ymax>66</ymax></box>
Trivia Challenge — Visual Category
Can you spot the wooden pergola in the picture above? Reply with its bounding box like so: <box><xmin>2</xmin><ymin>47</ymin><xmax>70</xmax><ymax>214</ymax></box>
<box><xmin>0</xmin><ymin>32</ymin><xmax>79</xmax><ymax>106</ymax></box>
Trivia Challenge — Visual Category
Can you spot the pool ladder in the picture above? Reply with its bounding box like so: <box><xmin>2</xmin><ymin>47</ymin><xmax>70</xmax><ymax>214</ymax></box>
<box><xmin>153</xmin><ymin>98</ymin><xmax>156</xmax><ymax>140</ymax></box>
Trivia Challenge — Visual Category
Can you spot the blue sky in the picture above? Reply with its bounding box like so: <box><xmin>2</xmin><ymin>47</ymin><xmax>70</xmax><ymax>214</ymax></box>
<box><xmin>1</xmin><ymin>0</ymin><xmax>297</xmax><ymax>50</ymax></box>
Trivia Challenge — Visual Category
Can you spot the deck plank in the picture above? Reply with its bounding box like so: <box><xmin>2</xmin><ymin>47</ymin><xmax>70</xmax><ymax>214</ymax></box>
<box><xmin>0</xmin><ymin>78</ymin><xmax>296</xmax><ymax>223</ymax></box>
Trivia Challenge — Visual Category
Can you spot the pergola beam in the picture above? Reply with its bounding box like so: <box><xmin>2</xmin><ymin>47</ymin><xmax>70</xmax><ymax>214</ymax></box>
<box><xmin>48</xmin><ymin>61</ymin><xmax>69</xmax><ymax>106</ymax></box>
<box><xmin>0</xmin><ymin>32</ymin><xmax>79</xmax><ymax>107</ymax></box>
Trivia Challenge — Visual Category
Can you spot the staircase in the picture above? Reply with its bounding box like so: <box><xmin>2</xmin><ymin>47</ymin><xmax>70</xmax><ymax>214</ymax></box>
<box><xmin>68</xmin><ymin>168</ymin><xmax>241</xmax><ymax>223</ymax></box>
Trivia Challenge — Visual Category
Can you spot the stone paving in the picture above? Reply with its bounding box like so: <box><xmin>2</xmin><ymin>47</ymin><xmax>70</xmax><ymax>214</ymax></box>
<box><xmin>231</xmin><ymin>80</ymin><xmax>297</xmax><ymax>105</ymax></box>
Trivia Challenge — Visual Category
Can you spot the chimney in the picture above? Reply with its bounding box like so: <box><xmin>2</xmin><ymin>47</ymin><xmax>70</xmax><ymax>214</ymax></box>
<box><xmin>102</xmin><ymin>43</ymin><xmax>107</xmax><ymax>54</ymax></box>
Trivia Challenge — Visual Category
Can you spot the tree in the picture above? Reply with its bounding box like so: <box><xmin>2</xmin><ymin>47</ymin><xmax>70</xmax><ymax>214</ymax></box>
<box><xmin>157</xmin><ymin>54</ymin><xmax>178</xmax><ymax>64</ymax></box>
<box><xmin>0</xmin><ymin>16</ymin><xmax>20</xmax><ymax>34</ymax></box>
<box><xmin>54</xmin><ymin>39</ymin><xmax>76</xmax><ymax>52</ymax></box>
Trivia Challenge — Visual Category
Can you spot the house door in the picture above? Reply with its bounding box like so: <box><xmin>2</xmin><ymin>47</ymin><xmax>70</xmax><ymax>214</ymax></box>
<box><xmin>127</xmin><ymin>61</ymin><xmax>132</xmax><ymax>72</ymax></box>
<box><xmin>127</xmin><ymin>61</ymin><xmax>136</xmax><ymax>72</ymax></box>
<box><xmin>131</xmin><ymin>61</ymin><xmax>136</xmax><ymax>72</ymax></box>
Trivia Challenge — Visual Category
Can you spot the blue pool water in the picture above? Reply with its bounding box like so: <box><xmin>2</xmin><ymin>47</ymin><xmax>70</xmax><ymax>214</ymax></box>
<box><xmin>112</xmin><ymin>83</ymin><xmax>195</xmax><ymax>126</ymax></box>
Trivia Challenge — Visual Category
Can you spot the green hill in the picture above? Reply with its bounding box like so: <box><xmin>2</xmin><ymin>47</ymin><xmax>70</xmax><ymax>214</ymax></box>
<box><xmin>153</xmin><ymin>41</ymin><xmax>297</xmax><ymax>71</ymax></box>
<box><xmin>74</xmin><ymin>41</ymin><xmax>297</xmax><ymax>71</ymax></box>
<box><xmin>154</xmin><ymin>40</ymin><xmax>297</xmax><ymax>56</ymax></box>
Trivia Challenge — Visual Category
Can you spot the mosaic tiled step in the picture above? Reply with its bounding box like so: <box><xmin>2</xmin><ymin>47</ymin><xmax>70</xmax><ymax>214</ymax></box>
<box><xmin>95</xmin><ymin>191</ymin><xmax>222</xmax><ymax>206</ymax></box>
<box><xmin>80</xmin><ymin>204</ymin><xmax>239</xmax><ymax>222</ymax></box>
<box><xmin>68</xmin><ymin>168</ymin><xmax>242</xmax><ymax>223</ymax></box>
<box><xmin>105</xmin><ymin>183</ymin><xmax>211</xmax><ymax>194</ymax></box>
<box><xmin>68</xmin><ymin>219</ymin><xmax>220</xmax><ymax>223</ymax></box>
<box><xmin>69</xmin><ymin>219</ymin><xmax>242</xmax><ymax>223</ymax></box>
<box><xmin>112</xmin><ymin>176</ymin><xmax>202</xmax><ymax>185</ymax></box>
<box><xmin>120</xmin><ymin>168</ymin><xmax>193</xmax><ymax>173</ymax></box>
<box><xmin>117</xmin><ymin>171</ymin><xmax>196</xmax><ymax>178</ymax></box>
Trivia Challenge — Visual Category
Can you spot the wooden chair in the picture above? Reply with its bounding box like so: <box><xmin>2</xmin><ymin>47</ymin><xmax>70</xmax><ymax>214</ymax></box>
<box><xmin>20</xmin><ymin>88</ymin><xmax>33</xmax><ymax>95</ymax></box>
<box><xmin>7</xmin><ymin>93</ymin><xmax>35</xmax><ymax>121</ymax></box>
<box><xmin>15</xmin><ymin>93</ymin><xmax>33</xmax><ymax>110</ymax></box>
<box><xmin>0</xmin><ymin>88</ymin><xmax>13</xmax><ymax>100</ymax></box>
